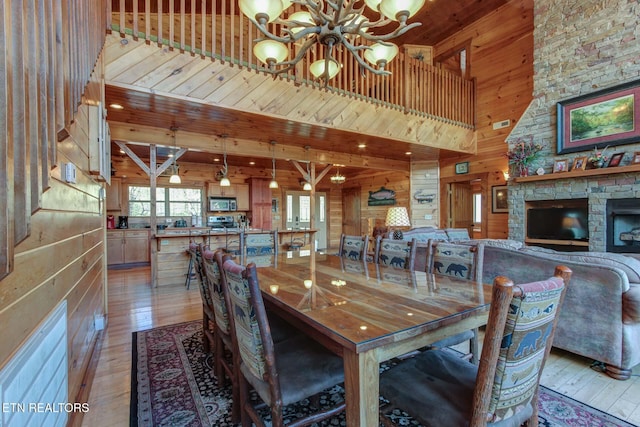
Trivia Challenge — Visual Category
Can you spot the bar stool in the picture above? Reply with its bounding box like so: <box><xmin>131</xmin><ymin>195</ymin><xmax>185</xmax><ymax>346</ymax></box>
<box><xmin>185</xmin><ymin>241</ymin><xmax>198</xmax><ymax>289</ymax></box>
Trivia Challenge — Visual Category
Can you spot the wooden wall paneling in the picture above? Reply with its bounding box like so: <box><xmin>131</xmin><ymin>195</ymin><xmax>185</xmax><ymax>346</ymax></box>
<box><xmin>10</xmin><ymin>0</ymin><xmax>30</xmax><ymax>246</ymax></box>
<box><xmin>410</xmin><ymin>161</ymin><xmax>440</xmax><ymax>228</ymax></box>
<box><xmin>26</xmin><ymin>0</ymin><xmax>42</xmax><ymax>216</ymax></box>
<box><xmin>0</xmin><ymin>0</ymin><xmax>10</xmax><ymax>280</ymax></box>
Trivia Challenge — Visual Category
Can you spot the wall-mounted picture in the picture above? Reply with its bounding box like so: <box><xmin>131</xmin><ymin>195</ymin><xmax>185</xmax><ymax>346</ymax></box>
<box><xmin>455</xmin><ymin>161</ymin><xmax>469</xmax><ymax>174</ymax></box>
<box><xmin>557</xmin><ymin>79</ymin><xmax>640</xmax><ymax>154</ymax></box>
<box><xmin>607</xmin><ymin>152</ymin><xmax>624</xmax><ymax>167</ymax></box>
<box><xmin>492</xmin><ymin>185</ymin><xmax>508</xmax><ymax>213</ymax></box>
<box><xmin>553</xmin><ymin>159</ymin><xmax>569</xmax><ymax>173</ymax></box>
<box><xmin>633</xmin><ymin>151</ymin><xmax>640</xmax><ymax>164</ymax></box>
<box><xmin>572</xmin><ymin>156</ymin><xmax>587</xmax><ymax>171</ymax></box>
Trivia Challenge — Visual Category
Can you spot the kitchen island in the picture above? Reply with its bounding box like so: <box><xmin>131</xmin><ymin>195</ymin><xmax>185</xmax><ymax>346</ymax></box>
<box><xmin>151</xmin><ymin>227</ymin><xmax>316</xmax><ymax>287</ymax></box>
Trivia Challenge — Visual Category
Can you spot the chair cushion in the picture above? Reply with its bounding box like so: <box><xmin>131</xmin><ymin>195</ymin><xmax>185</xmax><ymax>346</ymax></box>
<box><xmin>240</xmin><ymin>334</ymin><xmax>344</xmax><ymax>407</ymax></box>
<box><xmin>379</xmin><ymin>350</ymin><xmax>533</xmax><ymax>427</ymax></box>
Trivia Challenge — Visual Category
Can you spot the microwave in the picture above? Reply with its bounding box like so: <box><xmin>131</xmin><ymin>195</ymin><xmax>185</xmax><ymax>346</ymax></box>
<box><xmin>209</xmin><ymin>196</ymin><xmax>237</xmax><ymax>212</ymax></box>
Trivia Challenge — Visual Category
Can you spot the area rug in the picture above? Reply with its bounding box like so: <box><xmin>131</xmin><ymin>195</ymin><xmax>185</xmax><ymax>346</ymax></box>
<box><xmin>131</xmin><ymin>320</ymin><xmax>637</xmax><ymax>427</ymax></box>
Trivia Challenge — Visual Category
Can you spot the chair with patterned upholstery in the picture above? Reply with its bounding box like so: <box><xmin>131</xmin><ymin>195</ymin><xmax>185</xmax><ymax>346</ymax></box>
<box><xmin>374</xmin><ymin>236</ymin><xmax>417</xmax><ymax>270</ymax></box>
<box><xmin>245</xmin><ymin>230</ymin><xmax>278</xmax><ymax>256</ymax></box>
<box><xmin>222</xmin><ymin>258</ymin><xmax>346</xmax><ymax>427</ymax></box>
<box><xmin>225</xmin><ymin>230</ymin><xmax>245</xmax><ymax>256</ymax></box>
<box><xmin>425</xmin><ymin>240</ymin><xmax>486</xmax><ymax>362</ymax></box>
<box><xmin>338</xmin><ymin>234</ymin><xmax>369</xmax><ymax>261</ymax></box>
<box><xmin>191</xmin><ymin>243</ymin><xmax>215</xmax><ymax>354</ymax></box>
<box><xmin>380</xmin><ymin>265</ymin><xmax>571</xmax><ymax>427</ymax></box>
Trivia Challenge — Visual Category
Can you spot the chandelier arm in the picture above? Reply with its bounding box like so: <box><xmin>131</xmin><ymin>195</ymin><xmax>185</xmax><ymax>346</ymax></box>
<box><xmin>260</xmin><ymin>36</ymin><xmax>317</xmax><ymax>76</ymax></box>
<box><xmin>358</xmin><ymin>22</ymin><xmax>422</xmax><ymax>42</ymax></box>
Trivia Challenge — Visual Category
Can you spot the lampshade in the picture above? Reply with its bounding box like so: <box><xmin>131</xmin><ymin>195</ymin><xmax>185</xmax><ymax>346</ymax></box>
<box><xmin>220</xmin><ymin>176</ymin><xmax>231</xmax><ymax>187</ymax></box>
<box><xmin>385</xmin><ymin>206</ymin><xmax>410</xmax><ymax>227</ymax></box>
<box><xmin>364</xmin><ymin>43</ymin><xmax>399</xmax><ymax>67</ymax></box>
<box><xmin>269</xmin><ymin>179</ymin><xmax>279</xmax><ymax>189</ymax></box>
<box><xmin>288</xmin><ymin>11</ymin><xmax>314</xmax><ymax>34</ymax></box>
<box><xmin>253</xmin><ymin>40</ymin><xmax>288</xmax><ymax>65</ymax></box>
<box><xmin>238</xmin><ymin>0</ymin><xmax>284</xmax><ymax>24</ymax></box>
<box><xmin>309</xmin><ymin>59</ymin><xmax>340</xmax><ymax>80</ymax></box>
<box><xmin>169</xmin><ymin>171</ymin><xmax>181</xmax><ymax>184</ymax></box>
<box><xmin>379</xmin><ymin>0</ymin><xmax>425</xmax><ymax>22</ymax></box>
<box><xmin>302</xmin><ymin>181</ymin><xmax>312</xmax><ymax>191</ymax></box>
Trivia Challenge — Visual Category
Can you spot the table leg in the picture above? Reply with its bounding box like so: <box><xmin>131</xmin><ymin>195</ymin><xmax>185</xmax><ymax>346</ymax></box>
<box><xmin>343</xmin><ymin>349</ymin><xmax>380</xmax><ymax>427</ymax></box>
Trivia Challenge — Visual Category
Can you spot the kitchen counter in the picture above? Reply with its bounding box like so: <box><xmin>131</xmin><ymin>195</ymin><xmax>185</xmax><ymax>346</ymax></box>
<box><xmin>151</xmin><ymin>228</ymin><xmax>317</xmax><ymax>287</ymax></box>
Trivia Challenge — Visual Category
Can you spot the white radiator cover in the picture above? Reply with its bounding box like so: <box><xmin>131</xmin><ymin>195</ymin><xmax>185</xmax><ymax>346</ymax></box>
<box><xmin>0</xmin><ymin>301</ymin><xmax>68</xmax><ymax>427</ymax></box>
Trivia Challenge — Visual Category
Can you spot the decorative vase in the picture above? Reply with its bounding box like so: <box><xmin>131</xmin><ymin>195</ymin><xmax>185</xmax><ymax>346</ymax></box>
<box><xmin>517</xmin><ymin>164</ymin><xmax>529</xmax><ymax>177</ymax></box>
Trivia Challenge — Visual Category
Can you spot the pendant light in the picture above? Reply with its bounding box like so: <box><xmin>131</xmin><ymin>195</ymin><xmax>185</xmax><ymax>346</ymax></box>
<box><xmin>302</xmin><ymin>145</ymin><xmax>312</xmax><ymax>191</ymax></box>
<box><xmin>269</xmin><ymin>141</ymin><xmax>279</xmax><ymax>189</ymax></box>
<box><xmin>169</xmin><ymin>128</ymin><xmax>181</xmax><ymax>184</ymax></box>
<box><xmin>219</xmin><ymin>136</ymin><xmax>231</xmax><ymax>187</ymax></box>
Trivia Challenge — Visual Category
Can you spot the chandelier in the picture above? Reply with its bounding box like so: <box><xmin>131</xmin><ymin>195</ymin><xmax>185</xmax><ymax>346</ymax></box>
<box><xmin>330</xmin><ymin>165</ymin><xmax>346</xmax><ymax>184</ymax></box>
<box><xmin>239</xmin><ymin>0</ymin><xmax>426</xmax><ymax>82</ymax></box>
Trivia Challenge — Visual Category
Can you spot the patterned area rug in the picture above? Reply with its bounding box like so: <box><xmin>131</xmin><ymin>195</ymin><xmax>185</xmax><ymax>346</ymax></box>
<box><xmin>131</xmin><ymin>320</ymin><xmax>637</xmax><ymax>427</ymax></box>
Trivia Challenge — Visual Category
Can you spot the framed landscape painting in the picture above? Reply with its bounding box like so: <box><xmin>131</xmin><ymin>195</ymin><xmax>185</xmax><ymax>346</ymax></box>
<box><xmin>557</xmin><ymin>80</ymin><xmax>640</xmax><ymax>154</ymax></box>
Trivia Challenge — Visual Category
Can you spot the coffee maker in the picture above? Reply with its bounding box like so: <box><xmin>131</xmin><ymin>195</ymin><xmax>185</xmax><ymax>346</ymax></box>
<box><xmin>118</xmin><ymin>216</ymin><xmax>128</xmax><ymax>229</ymax></box>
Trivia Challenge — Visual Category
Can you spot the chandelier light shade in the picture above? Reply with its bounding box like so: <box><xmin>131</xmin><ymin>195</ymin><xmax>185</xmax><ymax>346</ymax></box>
<box><xmin>302</xmin><ymin>181</ymin><xmax>313</xmax><ymax>191</ymax></box>
<box><xmin>240</xmin><ymin>0</ymin><xmax>426</xmax><ymax>82</ymax></box>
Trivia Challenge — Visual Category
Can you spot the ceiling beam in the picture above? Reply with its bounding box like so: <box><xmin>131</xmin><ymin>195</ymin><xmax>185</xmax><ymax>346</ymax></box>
<box><xmin>109</xmin><ymin>122</ymin><xmax>411</xmax><ymax>172</ymax></box>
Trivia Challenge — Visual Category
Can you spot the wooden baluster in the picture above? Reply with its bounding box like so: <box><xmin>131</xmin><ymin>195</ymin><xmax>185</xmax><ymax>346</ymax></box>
<box><xmin>221</xmin><ymin>0</ymin><xmax>225</xmax><ymax>63</ymax></box>
<box><xmin>200</xmin><ymin>0</ymin><xmax>206</xmax><ymax>57</ymax></box>
<box><xmin>212</xmin><ymin>0</ymin><xmax>217</xmax><ymax>61</ymax></box>
<box><xmin>230</xmin><ymin>0</ymin><xmax>235</xmax><ymax>66</ymax></box>
<box><xmin>119</xmin><ymin>0</ymin><xmax>126</xmax><ymax>36</ymax></box>
<box><xmin>190</xmin><ymin>0</ymin><xmax>196</xmax><ymax>55</ymax></box>
<box><xmin>132</xmin><ymin>0</ymin><xmax>138</xmax><ymax>39</ymax></box>
<box><xmin>157</xmin><ymin>0</ymin><xmax>163</xmax><ymax>46</ymax></box>
<box><xmin>238</xmin><ymin>4</ymin><xmax>243</xmax><ymax>67</ymax></box>
<box><xmin>145</xmin><ymin>0</ymin><xmax>151</xmax><ymax>43</ymax></box>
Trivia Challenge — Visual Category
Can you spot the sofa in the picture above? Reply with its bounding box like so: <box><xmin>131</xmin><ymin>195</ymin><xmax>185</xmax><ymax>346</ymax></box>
<box><xmin>476</xmin><ymin>243</ymin><xmax>640</xmax><ymax>380</ymax></box>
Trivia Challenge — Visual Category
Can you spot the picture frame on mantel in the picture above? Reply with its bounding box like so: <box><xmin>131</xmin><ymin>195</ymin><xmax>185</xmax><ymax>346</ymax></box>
<box><xmin>492</xmin><ymin>185</ymin><xmax>508</xmax><ymax>213</ymax></box>
<box><xmin>557</xmin><ymin>79</ymin><xmax>640</xmax><ymax>155</ymax></box>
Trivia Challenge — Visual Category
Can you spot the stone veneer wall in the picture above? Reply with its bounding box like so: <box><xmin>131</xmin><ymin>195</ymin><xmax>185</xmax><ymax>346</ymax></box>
<box><xmin>506</xmin><ymin>0</ymin><xmax>640</xmax><ymax>247</ymax></box>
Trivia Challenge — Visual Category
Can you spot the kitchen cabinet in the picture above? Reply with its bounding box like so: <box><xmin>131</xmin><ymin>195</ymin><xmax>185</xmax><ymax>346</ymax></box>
<box><xmin>207</xmin><ymin>182</ymin><xmax>250</xmax><ymax>211</ymax></box>
<box><xmin>107</xmin><ymin>229</ymin><xmax>149</xmax><ymax>265</ymax></box>
<box><xmin>106</xmin><ymin>177</ymin><xmax>122</xmax><ymax>211</ymax></box>
<box><xmin>249</xmin><ymin>178</ymin><xmax>272</xmax><ymax>230</ymax></box>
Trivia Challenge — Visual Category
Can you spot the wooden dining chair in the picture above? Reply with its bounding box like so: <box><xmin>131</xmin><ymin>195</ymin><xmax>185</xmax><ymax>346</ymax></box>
<box><xmin>379</xmin><ymin>265</ymin><xmax>572</xmax><ymax>427</ymax></box>
<box><xmin>338</xmin><ymin>234</ymin><xmax>369</xmax><ymax>261</ymax></box>
<box><xmin>425</xmin><ymin>240</ymin><xmax>486</xmax><ymax>362</ymax></box>
<box><xmin>374</xmin><ymin>236</ymin><xmax>417</xmax><ymax>270</ymax></box>
<box><xmin>222</xmin><ymin>258</ymin><xmax>346</xmax><ymax>427</ymax></box>
<box><xmin>191</xmin><ymin>243</ymin><xmax>215</xmax><ymax>354</ymax></box>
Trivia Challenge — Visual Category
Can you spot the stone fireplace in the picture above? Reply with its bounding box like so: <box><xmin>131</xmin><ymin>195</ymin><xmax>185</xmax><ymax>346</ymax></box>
<box><xmin>508</xmin><ymin>171</ymin><xmax>640</xmax><ymax>253</ymax></box>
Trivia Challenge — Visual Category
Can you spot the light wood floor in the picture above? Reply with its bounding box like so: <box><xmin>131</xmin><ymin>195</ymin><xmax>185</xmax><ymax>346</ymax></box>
<box><xmin>82</xmin><ymin>265</ymin><xmax>640</xmax><ymax>426</ymax></box>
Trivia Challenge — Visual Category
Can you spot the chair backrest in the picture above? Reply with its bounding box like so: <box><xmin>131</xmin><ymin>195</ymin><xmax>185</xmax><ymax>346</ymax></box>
<box><xmin>472</xmin><ymin>265</ymin><xmax>571</xmax><ymax>425</ymax></box>
<box><xmin>339</xmin><ymin>234</ymin><xmax>369</xmax><ymax>261</ymax></box>
<box><xmin>245</xmin><ymin>231</ymin><xmax>278</xmax><ymax>256</ymax></box>
<box><xmin>226</xmin><ymin>230</ymin><xmax>245</xmax><ymax>255</ymax></box>
<box><xmin>374</xmin><ymin>236</ymin><xmax>417</xmax><ymax>270</ymax></box>
<box><xmin>376</xmin><ymin>264</ymin><xmax>417</xmax><ymax>288</ymax></box>
<box><xmin>427</xmin><ymin>240</ymin><xmax>484</xmax><ymax>282</ymax></box>
<box><xmin>223</xmin><ymin>258</ymin><xmax>278</xmax><ymax>391</ymax></box>
<box><xmin>192</xmin><ymin>243</ymin><xmax>212</xmax><ymax>309</ymax></box>
<box><xmin>202</xmin><ymin>248</ymin><xmax>231</xmax><ymax>334</ymax></box>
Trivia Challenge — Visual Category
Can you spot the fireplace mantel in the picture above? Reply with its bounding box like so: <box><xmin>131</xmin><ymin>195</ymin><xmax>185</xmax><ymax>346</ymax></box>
<box><xmin>513</xmin><ymin>163</ymin><xmax>640</xmax><ymax>183</ymax></box>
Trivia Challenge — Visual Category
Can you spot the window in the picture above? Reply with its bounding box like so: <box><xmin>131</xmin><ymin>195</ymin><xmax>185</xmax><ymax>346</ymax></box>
<box><xmin>473</xmin><ymin>193</ymin><xmax>482</xmax><ymax>224</ymax></box>
<box><xmin>128</xmin><ymin>186</ymin><xmax>202</xmax><ymax>217</ymax></box>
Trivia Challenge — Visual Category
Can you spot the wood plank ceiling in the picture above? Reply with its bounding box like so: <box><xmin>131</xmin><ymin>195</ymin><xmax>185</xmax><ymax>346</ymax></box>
<box><xmin>105</xmin><ymin>0</ymin><xmax>508</xmax><ymax>173</ymax></box>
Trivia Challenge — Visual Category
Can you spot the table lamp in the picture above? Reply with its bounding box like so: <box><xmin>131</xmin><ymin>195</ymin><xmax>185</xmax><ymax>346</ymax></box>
<box><xmin>385</xmin><ymin>206</ymin><xmax>411</xmax><ymax>240</ymax></box>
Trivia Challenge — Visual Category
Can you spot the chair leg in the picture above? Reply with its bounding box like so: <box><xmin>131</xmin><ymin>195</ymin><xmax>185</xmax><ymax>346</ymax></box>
<box><xmin>202</xmin><ymin>309</ymin><xmax>211</xmax><ymax>354</ymax></box>
<box><xmin>185</xmin><ymin>256</ymin><xmax>193</xmax><ymax>289</ymax></box>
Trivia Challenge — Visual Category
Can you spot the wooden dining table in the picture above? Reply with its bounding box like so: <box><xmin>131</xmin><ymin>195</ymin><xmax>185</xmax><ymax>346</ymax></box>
<box><xmin>244</xmin><ymin>250</ymin><xmax>493</xmax><ymax>427</ymax></box>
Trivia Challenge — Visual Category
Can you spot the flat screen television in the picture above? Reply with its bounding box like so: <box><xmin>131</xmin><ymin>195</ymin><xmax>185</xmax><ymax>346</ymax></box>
<box><xmin>527</xmin><ymin>207</ymin><xmax>589</xmax><ymax>241</ymax></box>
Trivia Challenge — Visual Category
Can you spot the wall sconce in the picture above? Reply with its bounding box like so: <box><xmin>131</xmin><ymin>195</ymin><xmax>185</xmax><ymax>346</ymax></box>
<box><xmin>503</xmin><ymin>170</ymin><xmax>510</xmax><ymax>181</ymax></box>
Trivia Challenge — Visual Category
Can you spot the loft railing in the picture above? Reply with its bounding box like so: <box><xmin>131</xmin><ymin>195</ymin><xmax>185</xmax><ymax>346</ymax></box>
<box><xmin>108</xmin><ymin>0</ymin><xmax>476</xmax><ymax>129</ymax></box>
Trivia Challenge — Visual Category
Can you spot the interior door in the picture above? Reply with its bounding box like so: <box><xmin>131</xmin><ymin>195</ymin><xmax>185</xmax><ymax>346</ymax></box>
<box><xmin>450</xmin><ymin>182</ymin><xmax>473</xmax><ymax>235</ymax></box>
<box><xmin>342</xmin><ymin>187</ymin><xmax>361</xmax><ymax>236</ymax></box>
<box><xmin>285</xmin><ymin>191</ymin><xmax>327</xmax><ymax>249</ymax></box>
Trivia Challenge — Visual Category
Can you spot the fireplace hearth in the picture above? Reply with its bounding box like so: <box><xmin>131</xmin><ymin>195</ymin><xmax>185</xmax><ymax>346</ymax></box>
<box><xmin>607</xmin><ymin>199</ymin><xmax>640</xmax><ymax>254</ymax></box>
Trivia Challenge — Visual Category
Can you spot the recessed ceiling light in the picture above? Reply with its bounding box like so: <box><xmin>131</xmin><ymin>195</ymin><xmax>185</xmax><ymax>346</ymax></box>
<box><xmin>358</xmin><ymin>143</ymin><xmax>366</xmax><ymax>148</ymax></box>
<box><xmin>405</xmin><ymin>151</ymin><xmax>412</xmax><ymax>155</ymax></box>
<box><xmin>168</xmin><ymin>153</ymin><xmax>174</xmax><ymax>158</ymax></box>
<box><xmin>213</xmin><ymin>158</ymin><xmax>220</xmax><ymax>162</ymax></box>
<box><xmin>249</xmin><ymin>161</ymin><xmax>255</xmax><ymax>165</ymax></box>
<box><xmin>109</xmin><ymin>103</ymin><xmax>124</xmax><ymax>110</ymax></box>
<box><xmin>119</xmin><ymin>149</ymin><xmax>125</xmax><ymax>154</ymax></box>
